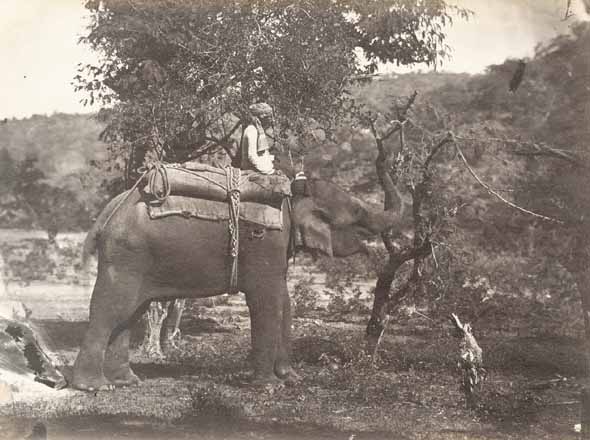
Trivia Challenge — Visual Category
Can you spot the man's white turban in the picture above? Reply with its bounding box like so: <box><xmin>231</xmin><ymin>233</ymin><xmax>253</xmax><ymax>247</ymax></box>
<box><xmin>249</xmin><ymin>103</ymin><xmax>273</xmax><ymax>119</ymax></box>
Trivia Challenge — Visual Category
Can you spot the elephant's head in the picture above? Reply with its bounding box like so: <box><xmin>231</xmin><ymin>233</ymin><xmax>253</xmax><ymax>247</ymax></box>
<box><xmin>291</xmin><ymin>176</ymin><xmax>404</xmax><ymax>257</ymax></box>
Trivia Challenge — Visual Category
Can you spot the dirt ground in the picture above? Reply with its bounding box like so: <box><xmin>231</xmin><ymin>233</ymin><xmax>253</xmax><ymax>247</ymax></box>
<box><xmin>0</xmin><ymin>231</ymin><xmax>585</xmax><ymax>439</ymax></box>
<box><xmin>0</xmin><ymin>293</ymin><xmax>585</xmax><ymax>440</ymax></box>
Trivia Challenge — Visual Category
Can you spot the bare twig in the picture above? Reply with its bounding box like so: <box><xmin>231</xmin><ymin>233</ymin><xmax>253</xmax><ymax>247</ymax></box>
<box><xmin>381</xmin><ymin>120</ymin><xmax>406</xmax><ymax>142</ymax></box>
<box><xmin>431</xmin><ymin>242</ymin><xmax>439</xmax><ymax>268</ymax></box>
<box><xmin>371</xmin><ymin>314</ymin><xmax>391</xmax><ymax>360</ymax></box>
<box><xmin>547</xmin><ymin>400</ymin><xmax>579</xmax><ymax>406</ymax></box>
<box><xmin>454</xmin><ymin>142</ymin><xmax>564</xmax><ymax>224</ymax></box>
<box><xmin>454</xmin><ymin>135</ymin><xmax>581</xmax><ymax>166</ymax></box>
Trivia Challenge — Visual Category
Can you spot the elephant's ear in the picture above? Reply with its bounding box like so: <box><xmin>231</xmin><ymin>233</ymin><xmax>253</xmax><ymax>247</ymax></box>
<box><xmin>331</xmin><ymin>227</ymin><xmax>369</xmax><ymax>257</ymax></box>
<box><xmin>298</xmin><ymin>212</ymin><xmax>333</xmax><ymax>257</ymax></box>
<box><xmin>292</xmin><ymin>197</ymin><xmax>333</xmax><ymax>257</ymax></box>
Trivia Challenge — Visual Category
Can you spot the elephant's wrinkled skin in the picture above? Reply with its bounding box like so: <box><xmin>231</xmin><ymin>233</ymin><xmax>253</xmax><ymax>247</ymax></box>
<box><xmin>72</xmin><ymin>179</ymin><xmax>401</xmax><ymax>391</ymax></box>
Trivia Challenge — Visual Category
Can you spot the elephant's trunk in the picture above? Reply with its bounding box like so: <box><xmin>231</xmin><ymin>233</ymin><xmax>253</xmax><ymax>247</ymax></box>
<box><xmin>363</xmin><ymin>208</ymin><xmax>404</xmax><ymax>235</ymax></box>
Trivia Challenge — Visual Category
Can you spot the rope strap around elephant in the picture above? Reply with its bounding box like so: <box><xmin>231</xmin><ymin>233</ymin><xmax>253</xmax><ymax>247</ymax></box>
<box><xmin>226</xmin><ymin>166</ymin><xmax>241</xmax><ymax>294</ymax></box>
<box><xmin>146</xmin><ymin>162</ymin><xmax>172</xmax><ymax>202</ymax></box>
<box><xmin>144</xmin><ymin>162</ymin><xmax>244</xmax><ymax>293</ymax></box>
<box><xmin>100</xmin><ymin>167</ymin><xmax>152</xmax><ymax>233</ymax></box>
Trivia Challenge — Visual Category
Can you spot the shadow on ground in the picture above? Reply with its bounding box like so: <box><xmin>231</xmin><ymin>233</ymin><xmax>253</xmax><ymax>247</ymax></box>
<box><xmin>2</xmin><ymin>313</ymin><xmax>584</xmax><ymax>440</ymax></box>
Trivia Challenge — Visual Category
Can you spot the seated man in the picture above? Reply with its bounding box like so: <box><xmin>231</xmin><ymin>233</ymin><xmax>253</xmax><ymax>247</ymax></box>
<box><xmin>240</xmin><ymin>103</ymin><xmax>275</xmax><ymax>174</ymax></box>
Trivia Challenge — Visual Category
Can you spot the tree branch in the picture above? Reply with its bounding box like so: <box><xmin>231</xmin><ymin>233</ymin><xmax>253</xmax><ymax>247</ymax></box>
<box><xmin>454</xmin><ymin>135</ymin><xmax>582</xmax><ymax>167</ymax></box>
<box><xmin>454</xmin><ymin>142</ymin><xmax>564</xmax><ymax>224</ymax></box>
<box><xmin>423</xmin><ymin>132</ymin><xmax>454</xmax><ymax>170</ymax></box>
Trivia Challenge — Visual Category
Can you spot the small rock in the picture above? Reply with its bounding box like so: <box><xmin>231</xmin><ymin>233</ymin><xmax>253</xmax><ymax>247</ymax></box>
<box><xmin>574</xmin><ymin>423</ymin><xmax>581</xmax><ymax>433</ymax></box>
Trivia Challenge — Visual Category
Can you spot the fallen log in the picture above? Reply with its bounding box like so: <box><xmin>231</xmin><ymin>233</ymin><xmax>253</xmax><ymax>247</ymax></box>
<box><xmin>0</xmin><ymin>301</ymin><xmax>67</xmax><ymax>394</ymax></box>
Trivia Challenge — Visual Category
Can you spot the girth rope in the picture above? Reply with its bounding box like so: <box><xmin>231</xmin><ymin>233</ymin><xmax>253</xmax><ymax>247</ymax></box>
<box><xmin>147</xmin><ymin>162</ymin><xmax>244</xmax><ymax>294</ymax></box>
<box><xmin>226</xmin><ymin>166</ymin><xmax>242</xmax><ymax>294</ymax></box>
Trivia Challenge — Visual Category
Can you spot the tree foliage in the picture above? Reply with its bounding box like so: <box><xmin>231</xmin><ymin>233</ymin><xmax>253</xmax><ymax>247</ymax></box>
<box><xmin>287</xmin><ymin>21</ymin><xmax>590</xmax><ymax>340</ymax></box>
<box><xmin>0</xmin><ymin>114</ymin><xmax>112</xmax><ymax>231</ymax></box>
<box><xmin>78</xmin><ymin>0</ymin><xmax>469</xmax><ymax>174</ymax></box>
<box><xmin>0</xmin><ymin>152</ymin><xmax>95</xmax><ymax>234</ymax></box>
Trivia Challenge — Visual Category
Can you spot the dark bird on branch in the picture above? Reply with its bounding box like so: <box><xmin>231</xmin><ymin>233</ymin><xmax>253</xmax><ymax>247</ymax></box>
<box><xmin>509</xmin><ymin>60</ymin><xmax>526</xmax><ymax>93</ymax></box>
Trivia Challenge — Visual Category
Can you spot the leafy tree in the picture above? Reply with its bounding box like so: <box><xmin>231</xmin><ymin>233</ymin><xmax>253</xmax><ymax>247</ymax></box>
<box><xmin>0</xmin><ymin>153</ymin><xmax>94</xmax><ymax>236</ymax></box>
<box><xmin>78</xmin><ymin>0</ymin><xmax>472</xmax><ymax>357</ymax></box>
<box><xmin>0</xmin><ymin>114</ymin><xmax>111</xmax><ymax>229</ymax></box>
<box><xmin>78</xmin><ymin>0</ymin><xmax>469</xmax><ymax>180</ymax></box>
<box><xmin>0</xmin><ymin>148</ymin><xmax>17</xmax><ymax>193</ymax></box>
<box><xmin>519</xmin><ymin>23</ymin><xmax>590</xmax><ymax>368</ymax></box>
<box><xmin>0</xmin><ymin>149</ymin><xmax>29</xmax><ymax>227</ymax></box>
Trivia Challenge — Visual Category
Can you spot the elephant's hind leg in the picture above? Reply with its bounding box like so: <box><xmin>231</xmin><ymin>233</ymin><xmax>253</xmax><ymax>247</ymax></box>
<box><xmin>72</xmin><ymin>269</ymin><xmax>143</xmax><ymax>391</ymax></box>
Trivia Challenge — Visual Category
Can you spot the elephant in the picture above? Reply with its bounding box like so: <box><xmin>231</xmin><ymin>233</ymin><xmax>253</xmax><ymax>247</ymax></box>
<box><xmin>72</xmin><ymin>177</ymin><xmax>402</xmax><ymax>391</ymax></box>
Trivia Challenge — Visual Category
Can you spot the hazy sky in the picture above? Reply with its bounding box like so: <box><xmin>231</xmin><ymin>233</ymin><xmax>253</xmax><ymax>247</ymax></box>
<box><xmin>0</xmin><ymin>0</ymin><xmax>588</xmax><ymax>119</ymax></box>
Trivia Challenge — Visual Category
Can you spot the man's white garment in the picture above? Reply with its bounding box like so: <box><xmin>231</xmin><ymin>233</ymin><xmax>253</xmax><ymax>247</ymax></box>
<box><xmin>242</xmin><ymin>124</ymin><xmax>274</xmax><ymax>174</ymax></box>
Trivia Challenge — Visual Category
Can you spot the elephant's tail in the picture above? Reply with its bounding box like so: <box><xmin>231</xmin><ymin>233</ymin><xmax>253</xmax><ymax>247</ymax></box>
<box><xmin>81</xmin><ymin>190</ymin><xmax>131</xmax><ymax>270</ymax></box>
<box><xmin>81</xmin><ymin>221</ymin><xmax>100</xmax><ymax>270</ymax></box>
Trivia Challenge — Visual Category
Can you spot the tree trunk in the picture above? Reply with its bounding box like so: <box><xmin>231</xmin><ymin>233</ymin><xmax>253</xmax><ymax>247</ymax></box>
<box><xmin>366</xmin><ymin>125</ymin><xmax>406</xmax><ymax>353</ymax></box>
<box><xmin>138</xmin><ymin>302</ymin><xmax>169</xmax><ymax>359</ymax></box>
<box><xmin>578</xmin><ymin>266</ymin><xmax>590</xmax><ymax>437</ymax></box>
<box><xmin>569</xmin><ymin>233</ymin><xmax>590</xmax><ymax>436</ymax></box>
<box><xmin>583</xmin><ymin>388</ymin><xmax>590</xmax><ymax>439</ymax></box>
<box><xmin>366</xmin><ymin>256</ymin><xmax>405</xmax><ymax>353</ymax></box>
<box><xmin>125</xmin><ymin>144</ymin><xmax>148</xmax><ymax>188</ymax></box>
<box><xmin>136</xmin><ymin>299</ymin><xmax>187</xmax><ymax>359</ymax></box>
<box><xmin>161</xmin><ymin>299</ymin><xmax>186</xmax><ymax>352</ymax></box>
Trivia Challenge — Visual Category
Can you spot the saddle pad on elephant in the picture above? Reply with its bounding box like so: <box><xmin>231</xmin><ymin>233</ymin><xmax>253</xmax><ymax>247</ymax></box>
<box><xmin>143</xmin><ymin>163</ymin><xmax>291</xmax><ymax>208</ymax></box>
<box><xmin>147</xmin><ymin>195</ymin><xmax>284</xmax><ymax>230</ymax></box>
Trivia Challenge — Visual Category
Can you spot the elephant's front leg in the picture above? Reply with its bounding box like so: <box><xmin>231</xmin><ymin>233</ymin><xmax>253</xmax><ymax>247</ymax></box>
<box><xmin>245</xmin><ymin>285</ymin><xmax>284</xmax><ymax>386</ymax></box>
<box><xmin>274</xmin><ymin>286</ymin><xmax>300</xmax><ymax>385</ymax></box>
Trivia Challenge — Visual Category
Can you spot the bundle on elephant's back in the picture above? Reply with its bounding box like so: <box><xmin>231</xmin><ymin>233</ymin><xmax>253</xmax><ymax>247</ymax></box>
<box><xmin>142</xmin><ymin>163</ymin><xmax>291</xmax><ymax>207</ymax></box>
<box><xmin>147</xmin><ymin>196</ymin><xmax>286</xmax><ymax>230</ymax></box>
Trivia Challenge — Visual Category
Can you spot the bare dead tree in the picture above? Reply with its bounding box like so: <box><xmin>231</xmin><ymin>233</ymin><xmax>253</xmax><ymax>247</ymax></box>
<box><xmin>362</xmin><ymin>93</ymin><xmax>573</xmax><ymax>356</ymax></box>
<box><xmin>362</xmin><ymin>93</ymin><xmax>453</xmax><ymax>354</ymax></box>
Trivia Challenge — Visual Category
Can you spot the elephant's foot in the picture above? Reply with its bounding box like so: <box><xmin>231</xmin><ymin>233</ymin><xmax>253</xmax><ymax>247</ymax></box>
<box><xmin>275</xmin><ymin>362</ymin><xmax>301</xmax><ymax>385</ymax></box>
<box><xmin>250</xmin><ymin>374</ymin><xmax>285</xmax><ymax>392</ymax></box>
<box><xmin>276</xmin><ymin>366</ymin><xmax>302</xmax><ymax>386</ymax></box>
<box><xmin>71</xmin><ymin>374</ymin><xmax>115</xmax><ymax>392</ymax></box>
<box><xmin>106</xmin><ymin>367</ymin><xmax>141</xmax><ymax>387</ymax></box>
